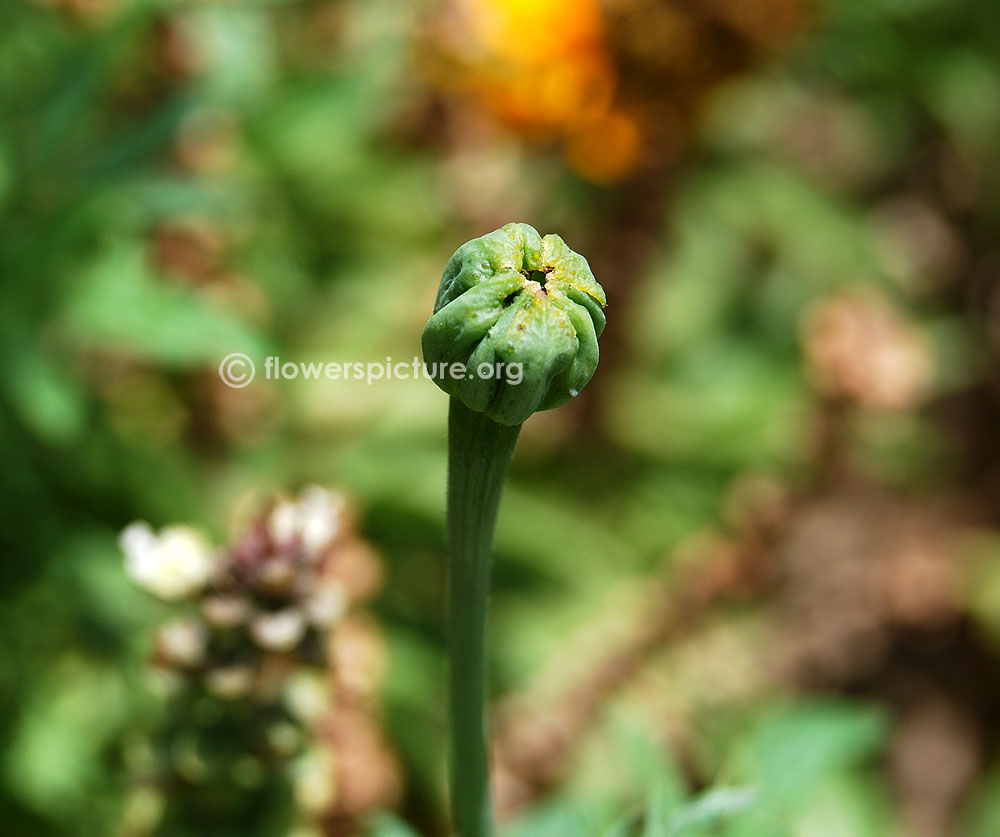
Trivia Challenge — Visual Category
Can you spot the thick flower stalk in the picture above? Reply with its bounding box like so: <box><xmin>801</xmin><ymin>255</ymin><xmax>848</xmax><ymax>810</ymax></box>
<box><xmin>422</xmin><ymin>223</ymin><xmax>606</xmax><ymax>836</ymax></box>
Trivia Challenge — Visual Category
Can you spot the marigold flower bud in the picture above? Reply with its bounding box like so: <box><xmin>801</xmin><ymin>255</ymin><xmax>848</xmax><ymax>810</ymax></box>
<box><xmin>422</xmin><ymin>222</ymin><xmax>607</xmax><ymax>425</ymax></box>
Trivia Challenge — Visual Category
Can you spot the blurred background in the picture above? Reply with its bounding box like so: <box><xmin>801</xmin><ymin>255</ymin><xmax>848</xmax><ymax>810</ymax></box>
<box><xmin>2</xmin><ymin>0</ymin><xmax>1000</xmax><ymax>834</ymax></box>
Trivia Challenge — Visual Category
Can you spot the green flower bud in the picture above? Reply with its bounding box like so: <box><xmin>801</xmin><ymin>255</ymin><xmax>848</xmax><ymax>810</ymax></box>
<box><xmin>422</xmin><ymin>223</ymin><xmax>607</xmax><ymax>426</ymax></box>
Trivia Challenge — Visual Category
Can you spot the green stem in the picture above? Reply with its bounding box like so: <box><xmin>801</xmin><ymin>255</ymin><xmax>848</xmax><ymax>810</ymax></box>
<box><xmin>446</xmin><ymin>397</ymin><xmax>522</xmax><ymax>837</ymax></box>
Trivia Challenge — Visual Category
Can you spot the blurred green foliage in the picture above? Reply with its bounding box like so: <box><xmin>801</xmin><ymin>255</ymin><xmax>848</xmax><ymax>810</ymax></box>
<box><xmin>2</xmin><ymin>0</ymin><xmax>1000</xmax><ymax>834</ymax></box>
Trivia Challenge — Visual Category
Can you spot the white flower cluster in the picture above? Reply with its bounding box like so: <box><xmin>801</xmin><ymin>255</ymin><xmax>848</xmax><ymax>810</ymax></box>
<box><xmin>268</xmin><ymin>485</ymin><xmax>345</xmax><ymax>559</ymax></box>
<box><xmin>120</xmin><ymin>522</ymin><xmax>217</xmax><ymax>600</ymax></box>
<box><xmin>120</xmin><ymin>484</ymin><xmax>398</xmax><ymax>829</ymax></box>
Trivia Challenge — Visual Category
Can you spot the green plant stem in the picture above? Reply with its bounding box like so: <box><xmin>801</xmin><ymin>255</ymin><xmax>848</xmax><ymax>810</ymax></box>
<box><xmin>446</xmin><ymin>397</ymin><xmax>522</xmax><ymax>837</ymax></box>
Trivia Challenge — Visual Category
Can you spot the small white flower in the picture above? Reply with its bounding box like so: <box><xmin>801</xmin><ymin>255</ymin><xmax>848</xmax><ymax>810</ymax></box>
<box><xmin>120</xmin><ymin>522</ymin><xmax>216</xmax><ymax>600</ymax></box>
<box><xmin>267</xmin><ymin>721</ymin><xmax>302</xmax><ymax>757</ymax></box>
<box><xmin>266</xmin><ymin>486</ymin><xmax>344</xmax><ymax>559</ymax></box>
<box><xmin>202</xmin><ymin>595</ymin><xmax>251</xmax><ymax>628</ymax></box>
<box><xmin>303</xmin><ymin>580</ymin><xmax>347</xmax><ymax>627</ymax></box>
<box><xmin>298</xmin><ymin>486</ymin><xmax>344</xmax><ymax>557</ymax></box>
<box><xmin>268</xmin><ymin>500</ymin><xmax>299</xmax><ymax>546</ymax></box>
<box><xmin>204</xmin><ymin>665</ymin><xmax>254</xmax><ymax>699</ymax></box>
<box><xmin>292</xmin><ymin>747</ymin><xmax>338</xmax><ymax>814</ymax></box>
<box><xmin>250</xmin><ymin>608</ymin><xmax>307</xmax><ymax>651</ymax></box>
<box><xmin>257</xmin><ymin>560</ymin><xmax>296</xmax><ymax>591</ymax></box>
<box><xmin>283</xmin><ymin>669</ymin><xmax>330</xmax><ymax>725</ymax></box>
<box><xmin>156</xmin><ymin>618</ymin><xmax>208</xmax><ymax>667</ymax></box>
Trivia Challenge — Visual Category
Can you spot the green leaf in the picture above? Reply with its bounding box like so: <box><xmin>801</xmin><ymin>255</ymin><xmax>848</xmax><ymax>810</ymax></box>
<box><xmin>665</xmin><ymin>788</ymin><xmax>759</xmax><ymax>836</ymax></box>
<box><xmin>365</xmin><ymin>812</ymin><xmax>422</xmax><ymax>837</ymax></box>
<box><xmin>0</xmin><ymin>341</ymin><xmax>87</xmax><ymax>443</ymax></box>
<box><xmin>739</xmin><ymin>702</ymin><xmax>889</xmax><ymax>809</ymax></box>
<box><xmin>63</xmin><ymin>240</ymin><xmax>271</xmax><ymax>365</ymax></box>
<box><xmin>613</xmin><ymin>723</ymin><xmax>686</xmax><ymax>837</ymax></box>
<box><xmin>959</xmin><ymin>766</ymin><xmax>1000</xmax><ymax>837</ymax></box>
<box><xmin>4</xmin><ymin>657</ymin><xmax>130</xmax><ymax>817</ymax></box>
<box><xmin>505</xmin><ymin>797</ymin><xmax>623</xmax><ymax>837</ymax></box>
